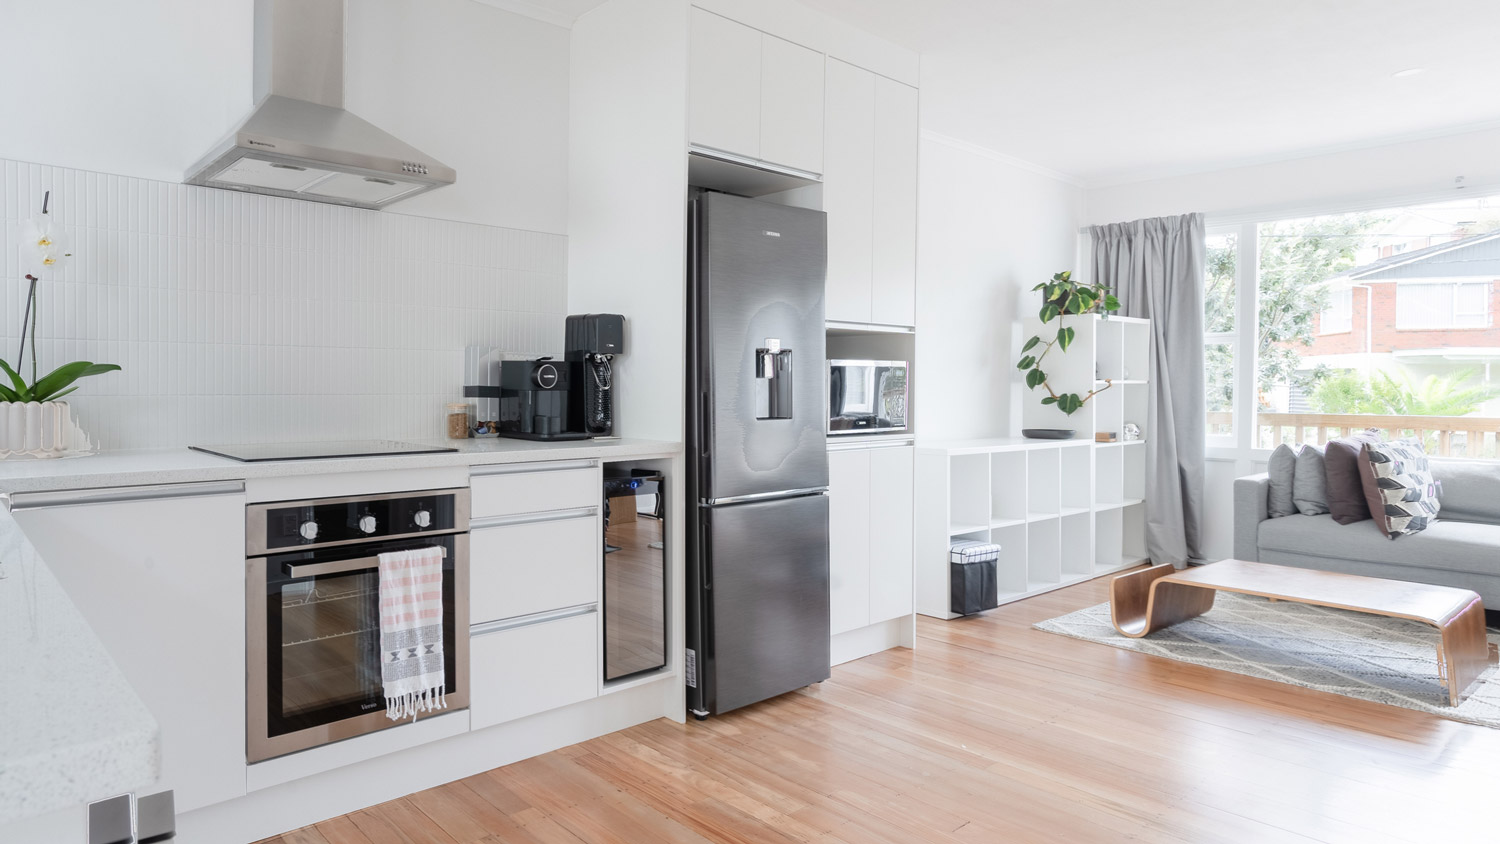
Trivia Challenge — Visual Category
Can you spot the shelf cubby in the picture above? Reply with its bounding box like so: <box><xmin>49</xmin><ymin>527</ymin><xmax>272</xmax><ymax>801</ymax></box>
<box><xmin>1122</xmin><ymin>320</ymin><xmax>1151</xmax><ymax>383</ymax></box>
<box><xmin>1027</xmin><ymin>519</ymin><xmax>1062</xmax><ymax>589</ymax></box>
<box><xmin>1095</xmin><ymin>506</ymin><xmax>1123</xmax><ymax>570</ymax></box>
<box><xmin>1059</xmin><ymin>445</ymin><xmax>1092</xmax><ymax>512</ymax></box>
<box><xmin>1096</xmin><ymin>318</ymin><xmax>1125</xmax><ymax>381</ymax></box>
<box><xmin>990</xmin><ymin>450</ymin><xmax>1028</xmax><ymax>524</ymax></box>
<box><xmin>1123</xmin><ymin>443</ymin><xmax>1146</xmax><ymax>502</ymax></box>
<box><xmin>1060</xmin><ymin>512</ymin><xmax>1093</xmax><ymax>577</ymax></box>
<box><xmin>1122</xmin><ymin>502</ymin><xmax>1148</xmax><ymax>564</ymax></box>
<box><xmin>1026</xmin><ymin>447</ymin><xmax>1060</xmax><ymax>518</ymax></box>
<box><xmin>949</xmin><ymin>453</ymin><xmax>990</xmax><ymax>535</ymax></box>
<box><xmin>1122</xmin><ymin>381</ymin><xmax>1149</xmax><ymax>442</ymax></box>
<box><xmin>992</xmin><ymin>523</ymin><xmax>1030</xmax><ymax>597</ymax></box>
<box><xmin>1095</xmin><ymin>445</ymin><xmax>1124</xmax><ymax>506</ymax></box>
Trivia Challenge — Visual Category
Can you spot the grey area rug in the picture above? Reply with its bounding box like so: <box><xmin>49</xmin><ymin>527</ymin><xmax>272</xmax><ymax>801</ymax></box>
<box><xmin>1034</xmin><ymin>592</ymin><xmax>1500</xmax><ymax>727</ymax></box>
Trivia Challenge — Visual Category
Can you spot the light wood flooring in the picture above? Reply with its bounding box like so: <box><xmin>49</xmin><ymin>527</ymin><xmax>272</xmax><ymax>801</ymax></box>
<box><xmin>258</xmin><ymin>571</ymin><xmax>1500</xmax><ymax>844</ymax></box>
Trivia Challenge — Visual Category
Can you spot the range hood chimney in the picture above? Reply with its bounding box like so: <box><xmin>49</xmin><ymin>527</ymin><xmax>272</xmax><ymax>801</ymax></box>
<box><xmin>185</xmin><ymin>0</ymin><xmax>455</xmax><ymax>209</ymax></box>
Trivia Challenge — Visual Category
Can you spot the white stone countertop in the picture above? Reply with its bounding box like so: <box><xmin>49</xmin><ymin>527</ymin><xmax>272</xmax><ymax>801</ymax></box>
<box><xmin>0</xmin><ymin>505</ymin><xmax>159</xmax><ymax>824</ymax></box>
<box><xmin>0</xmin><ymin>437</ymin><xmax>682</xmax><ymax>495</ymax></box>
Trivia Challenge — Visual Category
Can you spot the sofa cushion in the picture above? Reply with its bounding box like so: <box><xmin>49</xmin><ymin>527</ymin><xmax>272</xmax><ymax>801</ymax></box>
<box><xmin>1431</xmin><ymin>458</ymin><xmax>1500</xmax><ymax>524</ymax></box>
<box><xmin>1358</xmin><ymin>439</ymin><xmax>1440</xmax><ymax>539</ymax></box>
<box><xmin>1293</xmin><ymin>444</ymin><xmax>1329</xmax><ymax>516</ymax></box>
<box><xmin>1325</xmin><ymin>429</ymin><xmax>1381</xmax><ymax>525</ymax></box>
<box><xmin>1266</xmin><ymin>443</ymin><xmax>1298</xmax><ymax>518</ymax></box>
<box><xmin>1259</xmin><ymin>513</ymin><xmax>1500</xmax><ymax>578</ymax></box>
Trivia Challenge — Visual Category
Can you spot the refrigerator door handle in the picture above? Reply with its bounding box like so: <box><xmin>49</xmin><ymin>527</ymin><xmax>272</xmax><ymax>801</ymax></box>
<box><xmin>704</xmin><ymin>487</ymin><xmax>829</xmax><ymax>507</ymax></box>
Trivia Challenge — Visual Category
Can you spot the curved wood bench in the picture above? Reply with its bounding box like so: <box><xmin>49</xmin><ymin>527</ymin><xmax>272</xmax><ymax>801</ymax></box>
<box><xmin>1110</xmin><ymin>559</ymin><xmax>1496</xmax><ymax>706</ymax></box>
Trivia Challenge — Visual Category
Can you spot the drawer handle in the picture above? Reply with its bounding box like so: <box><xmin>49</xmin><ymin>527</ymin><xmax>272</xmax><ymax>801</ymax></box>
<box><xmin>471</xmin><ymin>603</ymin><xmax>597</xmax><ymax>636</ymax></box>
<box><xmin>470</xmin><ymin>507</ymin><xmax>597</xmax><ymax>530</ymax></box>
<box><xmin>471</xmin><ymin>459</ymin><xmax>597</xmax><ymax>477</ymax></box>
<box><xmin>7</xmin><ymin>480</ymin><xmax>246</xmax><ymax>511</ymax></box>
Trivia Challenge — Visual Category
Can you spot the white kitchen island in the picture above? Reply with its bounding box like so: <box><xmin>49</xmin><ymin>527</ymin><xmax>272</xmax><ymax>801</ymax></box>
<box><xmin>0</xmin><ymin>437</ymin><xmax>682</xmax><ymax>844</ymax></box>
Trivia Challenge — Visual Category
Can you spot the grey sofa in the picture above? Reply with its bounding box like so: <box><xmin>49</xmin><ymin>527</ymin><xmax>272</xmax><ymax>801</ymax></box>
<box><xmin>1234</xmin><ymin>458</ymin><xmax>1500</xmax><ymax>605</ymax></box>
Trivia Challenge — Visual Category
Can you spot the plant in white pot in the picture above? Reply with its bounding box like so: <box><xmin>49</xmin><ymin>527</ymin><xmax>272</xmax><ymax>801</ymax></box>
<box><xmin>2</xmin><ymin>192</ymin><xmax>120</xmax><ymax>458</ymax></box>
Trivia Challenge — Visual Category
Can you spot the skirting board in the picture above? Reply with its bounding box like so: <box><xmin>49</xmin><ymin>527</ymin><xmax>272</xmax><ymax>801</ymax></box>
<box><xmin>831</xmin><ymin>615</ymin><xmax>916</xmax><ymax>666</ymax></box>
<box><xmin>179</xmin><ymin>677</ymin><xmax>675</xmax><ymax>844</ymax></box>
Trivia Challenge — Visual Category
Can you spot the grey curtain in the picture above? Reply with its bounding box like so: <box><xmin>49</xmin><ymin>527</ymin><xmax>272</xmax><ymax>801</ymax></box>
<box><xmin>1090</xmin><ymin>213</ymin><xmax>1206</xmax><ymax>568</ymax></box>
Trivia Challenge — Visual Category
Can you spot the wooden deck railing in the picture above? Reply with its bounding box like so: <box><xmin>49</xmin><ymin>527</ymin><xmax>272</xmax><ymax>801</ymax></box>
<box><xmin>1205</xmin><ymin>412</ymin><xmax>1500</xmax><ymax>458</ymax></box>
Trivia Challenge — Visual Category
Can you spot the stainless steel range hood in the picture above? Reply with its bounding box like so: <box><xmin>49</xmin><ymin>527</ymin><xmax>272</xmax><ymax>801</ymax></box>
<box><xmin>185</xmin><ymin>0</ymin><xmax>455</xmax><ymax>209</ymax></box>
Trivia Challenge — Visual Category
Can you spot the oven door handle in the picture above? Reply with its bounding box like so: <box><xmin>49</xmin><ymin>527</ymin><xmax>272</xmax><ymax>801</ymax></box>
<box><xmin>285</xmin><ymin>546</ymin><xmax>447</xmax><ymax>579</ymax></box>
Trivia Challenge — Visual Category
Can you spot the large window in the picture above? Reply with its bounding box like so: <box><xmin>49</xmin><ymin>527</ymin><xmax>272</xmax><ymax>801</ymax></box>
<box><xmin>1205</xmin><ymin>192</ymin><xmax>1500</xmax><ymax>459</ymax></box>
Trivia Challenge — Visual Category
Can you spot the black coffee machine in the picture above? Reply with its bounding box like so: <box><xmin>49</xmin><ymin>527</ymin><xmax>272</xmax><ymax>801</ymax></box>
<box><xmin>494</xmin><ymin>357</ymin><xmax>589</xmax><ymax>441</ymax></box>
<box><xmin>566</xmin><ymin>314</ymin><xmax>625</xmax><ymax>438</ymax></box>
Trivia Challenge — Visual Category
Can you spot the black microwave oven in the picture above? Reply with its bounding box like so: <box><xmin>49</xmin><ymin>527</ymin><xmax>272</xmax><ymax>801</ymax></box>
<box><xmin>828</xmin><ymin>359</ymin><xmax>909</xmax><ymax>435</ymax></box>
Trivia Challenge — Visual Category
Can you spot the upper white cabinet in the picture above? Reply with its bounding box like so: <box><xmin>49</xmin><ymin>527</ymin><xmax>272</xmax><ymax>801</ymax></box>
<box><xmin>824</xmin><ymin>59</ymin><xmax>918</xmax><ymax>326</ymax></box>
<box><xmin>824</xmin><ymin>59</ymin><xmax>876</xmax><ymax>325</ymax></box>
<box><xmin>689</xmin><ymin>8</ymin><xmax>824</xmax><ymax>174</ymax></box>
<box><xmin>760</xmin><ymin>34</ymin><xmax>824</xmax><ymax>174</ymax></box>
<box><xmin>689</xmin><ymin>9</ymin><xmax>761</xmax><ymax>161</ymax></box>
<box><xmin>871</xmin><ymin>77</ymin><xmax>918</xmax><ymax>327</ymax></box>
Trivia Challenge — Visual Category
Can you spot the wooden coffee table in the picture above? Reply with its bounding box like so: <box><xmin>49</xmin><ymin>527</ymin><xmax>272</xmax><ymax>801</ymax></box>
<box><xmin>1110</xmin><ymin>559</ymin><xmax>1496</xmax><ymax>706</ymax></box>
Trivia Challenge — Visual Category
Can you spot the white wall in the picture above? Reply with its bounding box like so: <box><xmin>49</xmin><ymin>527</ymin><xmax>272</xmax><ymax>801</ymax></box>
<box><xmin>0</xmin><ymin>159</ymin><xmax>566</xmax><ymax>450</ymax></box>
<box><xmin>0</xmin><ymin>0</ymin><xmax>569</xmax><ymax>233</ymax></box>
<box><xmin>1086</xmin><ymin>125</ymin><xmax>1500</xmax><ymax>226</ymax></box>
<box><xmin>915</xmin><ymin>133</ymin><xmax>1085</xmax><ymax>441</ymax></box>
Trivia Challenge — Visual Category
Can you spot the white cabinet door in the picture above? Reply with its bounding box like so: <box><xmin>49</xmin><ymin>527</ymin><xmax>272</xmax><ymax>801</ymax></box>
<box><xmin>871</xmin><ymin>78</ymin><xmax>918</xmax><ymax>327</ymax></box>
<box><xmin>828</xmin><ymin>449</ymin><xmax>872</xmax><ymax>634</ymax></box>
<box><xmin>12</xmin><ymin>488</ymin><xmax>247</xmax><ymax>813</ymax></box>
<box><xmin>760</xmin><ymin>34</ymin><xmax>824</xmax><ymax>174</ymax></box>
<box><xmin>823</xmin><ymin>58</ymin><xmax>876</xmax><ymax>324</ymax></box>
<box><xmin>689</xmin><ymin>8</ymin><xmax>761</xmax><ymax>158</ymax></box>
<box><xmin>470</xmin><ymin>512</ymin><xmax>599</xmax><ymax>625</ymax></box>
<box><xmin>868</xmin><ymin>446</ymin><xmax>915</xmax><ymax>624</ymax></box>
<box><xmin>470</xmin><ymin>609</ymin><xmax>598</xmax><ymax>730</ymax></box>
<box><xmin>470</xmin><ymin>464</ymin><xmax>598</xmax><ymax>519</ymax></box>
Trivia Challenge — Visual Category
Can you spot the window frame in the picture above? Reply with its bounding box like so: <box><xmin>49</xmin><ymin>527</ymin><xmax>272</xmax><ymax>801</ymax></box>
<box><xmin>1203</xmin><ymin>222</ymin><xmax>1259</xmax><ymax>457</ymax></box>
<box><xmin>1394</xmin><ymin>279</ymin><xmax>1492</xmax><ymax>330</ymax></box>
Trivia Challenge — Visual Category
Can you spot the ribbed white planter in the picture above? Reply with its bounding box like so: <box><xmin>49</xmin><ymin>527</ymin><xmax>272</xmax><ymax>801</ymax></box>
<box><xmin>0</xmin><ymin>401</ymin><xmax>92</xmax><ymax>459</ymax></box>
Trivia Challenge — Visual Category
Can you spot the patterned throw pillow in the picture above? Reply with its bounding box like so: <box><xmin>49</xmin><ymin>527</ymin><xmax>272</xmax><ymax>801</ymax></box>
<box><xmin>1356</xmin><ymin>440</ymin><xmax>1441</xmax><ymax>539</ymax></box>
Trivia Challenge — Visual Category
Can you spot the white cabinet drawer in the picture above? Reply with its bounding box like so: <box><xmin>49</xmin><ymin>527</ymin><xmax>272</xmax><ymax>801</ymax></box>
<box><xmin>469</xmin><ymin>607</ymin><xmax>599</xmax><ymax>730</ymax></box>
<box><xmin>471</xmin><ymin>510</ymin><xmax>599</xmax><ymax>625</ymax></box>
<box><xmin>470</xmin><ymin>461</ymin><xmax>598</xmax><ymax>518</ymax></box>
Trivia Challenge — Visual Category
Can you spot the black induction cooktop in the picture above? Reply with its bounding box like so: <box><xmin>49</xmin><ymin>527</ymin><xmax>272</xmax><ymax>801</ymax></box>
<box><xmin>189</xmin><ymin>440</ymin><xmax>459</xmax><ymax>462</ymax></box>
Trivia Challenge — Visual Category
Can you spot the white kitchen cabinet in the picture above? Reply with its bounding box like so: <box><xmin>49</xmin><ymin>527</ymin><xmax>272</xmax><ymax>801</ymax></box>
<box><xmin>871</xmin><ymin>77</ymin><xmax>918</xmax><ymax>327</ymax></box>
<box><xmin>828</xmin><ymin>445</ymin><xmax>914</xmax><ymax>636</ymax></box>
<box><xmin>824</xmin><ymin>59</ymin><xmax>919</xmax><ymax>327</ymax></box>
<box><xmin>689</xmin><ymin>8</ymin><xmax>824</xmax><ymax>174</ymax></box>
<box><xmin>10</xmin><ymin>484</ymin><xmax>247</xmax><ymax>813</ymax></box>
<box><xmin>868</xmin><ymin>446</ymin><xmax>915</xmax><ymax>623</ymax></box>
<box><xmin>470</xmin><ymin>460</ymin><xmax>598</xmax><ymax>518</ymax></box>
<box><xmin>689</xmin><ymin>8</ymin><xmax>761</xmax><ymax>159</ymax></box>
<box><xmin>823</xmin><ymin>58</ymin><xmax>876</xmax><ymax>324</ymax></box>
<box><xmin>828</xmin><ymin>448</ymin><xmax>872</xmax><ymax>635</ymax></box>
<box><xmin>759</xmin><ymin>34</ymin><xmax>824</xmax><ymax>174</ymax></box>
<box><xmin>469</xmin><ymin>608</ymin><xmax>599</xmax><ymax>730</ymax></box>
<box><xmin>470</xmin><ymin>510</ymin><xmax>599</xmax><ymax>625</ymax></box>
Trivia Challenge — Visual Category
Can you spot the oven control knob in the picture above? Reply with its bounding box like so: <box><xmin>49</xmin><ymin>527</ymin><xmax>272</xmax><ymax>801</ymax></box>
<box><xmin>358</xmin><ymin>514</ymin><xmax>378</xmax><ymax>534</ymax></box>
<box><xmin>413</xmin><ymin>509</ymin><xmax>432</xmax><ymax>528</ymax></box>
<box><xmin>299</xmin><ymin>520</ymin><xmax>319</xmax><ymax>541</ymax></box>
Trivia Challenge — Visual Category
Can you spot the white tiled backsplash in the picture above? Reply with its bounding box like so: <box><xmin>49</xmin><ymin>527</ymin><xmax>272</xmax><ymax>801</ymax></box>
<box><xmin>0</xmin><ymin>158</ymin><xmax>566</xmax><ymax>450</ymax></box>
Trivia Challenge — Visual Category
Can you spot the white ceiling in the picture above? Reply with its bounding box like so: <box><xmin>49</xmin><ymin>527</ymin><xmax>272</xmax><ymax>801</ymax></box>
<box><xmin>798</xmin><ymin>0</ymin><xmax>1500</xmax><ymax>185</ymax></box>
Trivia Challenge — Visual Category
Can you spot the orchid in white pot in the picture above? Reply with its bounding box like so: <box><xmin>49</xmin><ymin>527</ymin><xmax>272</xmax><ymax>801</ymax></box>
<box><xmin>2</xmin><ymin>191</ymin><xmax>120</xmax><ymax>457</ymax></box>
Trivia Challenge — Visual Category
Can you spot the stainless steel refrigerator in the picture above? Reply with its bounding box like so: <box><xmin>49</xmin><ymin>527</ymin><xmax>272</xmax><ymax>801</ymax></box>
<box><xmin>685</xmin><ymin>191</ymin><xmax>831</xmax><ymax>719</ymax></box>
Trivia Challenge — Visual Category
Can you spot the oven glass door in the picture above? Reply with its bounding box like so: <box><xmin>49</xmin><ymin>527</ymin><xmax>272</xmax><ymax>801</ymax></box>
<box><xmin>249</xmin><ymin>533</ymin><xmax>467</xmax><ymax>762</ymax></box>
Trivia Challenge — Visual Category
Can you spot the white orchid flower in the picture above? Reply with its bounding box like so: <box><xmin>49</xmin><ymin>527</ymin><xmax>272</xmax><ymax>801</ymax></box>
<box><xmin>20</xmin><ymin>214</ymin><xmax>70</xmax><ymax>277</ymax></box>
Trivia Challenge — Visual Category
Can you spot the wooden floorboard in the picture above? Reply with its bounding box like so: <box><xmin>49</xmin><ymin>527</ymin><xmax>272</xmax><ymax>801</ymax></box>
<box><xmin>258</xmin><ymin>572</ymin><xmax>1500</xmax><ymax>843</ymax></box>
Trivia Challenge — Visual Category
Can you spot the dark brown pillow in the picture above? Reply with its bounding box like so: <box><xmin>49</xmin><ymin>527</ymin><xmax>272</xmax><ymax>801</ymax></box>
<box><xmin>1324</xmin><ymin>429</ymin><xmax>1381</xmax><ymax>525</ymax></box>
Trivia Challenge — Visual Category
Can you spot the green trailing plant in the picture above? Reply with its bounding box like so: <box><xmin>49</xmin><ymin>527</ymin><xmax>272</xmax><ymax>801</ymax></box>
<box><xmin>1015</xmin><ymin>271</ymin><xmax>1121</xmax><ymax>416</ymax></box>
<box><xmin>4</xmin><ymin>190</ymin><xmax>122</xmax><ymax>404</ymax></box>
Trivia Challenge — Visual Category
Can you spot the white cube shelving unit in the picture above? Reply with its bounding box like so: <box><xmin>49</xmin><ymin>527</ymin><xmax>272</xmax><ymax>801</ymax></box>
<box><xmin>915</xmin><ymin>315</ymin><xmax>1151</xmax><ymax>618</ymax></box>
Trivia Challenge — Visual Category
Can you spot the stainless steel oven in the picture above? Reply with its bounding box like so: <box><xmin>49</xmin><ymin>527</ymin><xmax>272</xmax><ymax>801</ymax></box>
<box><xmin>246</xmin><ymin>488</ymin><xmax>470</xmax><ymax>763</ymax></box>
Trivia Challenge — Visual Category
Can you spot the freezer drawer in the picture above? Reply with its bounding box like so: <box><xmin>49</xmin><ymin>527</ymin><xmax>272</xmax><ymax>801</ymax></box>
<box><xmin>469</xmin><ymin>606</ymin><xmax>599</xmax><ymax>730</ymax></box>
<box><xmin>696</xmin><ymin>493</ymin><xmax>830</xmax><ymax>714</ymax></box>
<box><xmin>470</xmin><ymin>509</ymin><xmax>599</xmax><ymax>625</ymax></box>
